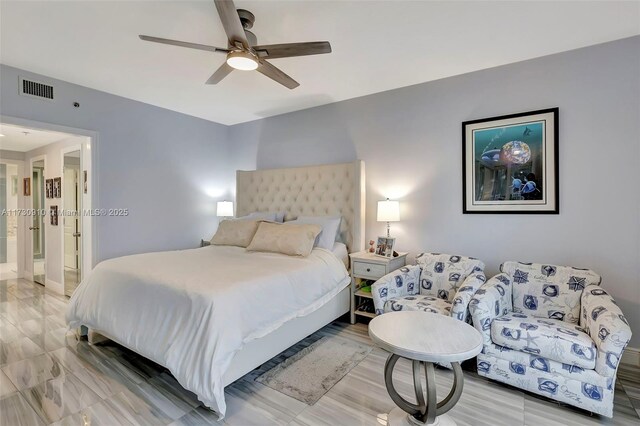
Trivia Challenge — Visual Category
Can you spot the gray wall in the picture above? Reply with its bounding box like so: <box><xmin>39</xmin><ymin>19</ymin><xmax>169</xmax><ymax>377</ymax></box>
<box><xmin>0</xmin><ymin>150</ymin><xmax>25</xmax><ymax>161</ymax></box>
<box><xmin>1</xmin><ymin>64</ymin><xmax>231</xmax><ymax>262</ymax></box>
<box><xmin>228</xmin><ymin>36</ymin><xmax>640</xmax><ymax>346</ymax></box>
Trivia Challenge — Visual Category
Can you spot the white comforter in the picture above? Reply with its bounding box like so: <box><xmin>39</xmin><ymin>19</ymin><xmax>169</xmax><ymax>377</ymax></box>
<box><xmin>66</xmin><ymin>245</ymin><xmax>349</xmax><ymax>417</ymax></box>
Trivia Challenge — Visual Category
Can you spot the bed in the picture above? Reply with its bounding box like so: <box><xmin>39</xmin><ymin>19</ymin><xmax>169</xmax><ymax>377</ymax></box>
<box><xmin>66</xmin><ymin>160</ymin><xmax>365</xmax><ymax>418</ymax></box>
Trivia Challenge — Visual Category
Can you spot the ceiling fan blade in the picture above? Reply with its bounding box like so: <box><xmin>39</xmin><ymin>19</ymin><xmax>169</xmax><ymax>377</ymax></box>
<box><xmin>253</xmin><ymin>41</ymin><xmax>332</xmax><ymax>59</ymax></box>
<box><xmin>205</xmin><ymin>63</ymin><xmax>234</xmax><ymax>84</ymax></box>
<box><xmin>214</xmin><ymin>0</ymin><xmax>249</xmax><ymax>48</ymax></box>
<box><xmin>256</xmin><ymin>60</ymin><xmax>299</xmax><ymax>89</ymax></box>
<box><xmin>139</xmin><ymin>35</ymin><xmax>228</xmax><ymax>53</ymax></box>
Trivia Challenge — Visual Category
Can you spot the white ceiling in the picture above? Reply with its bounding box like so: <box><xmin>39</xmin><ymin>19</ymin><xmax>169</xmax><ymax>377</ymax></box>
<box><xmin>1</xmin><ymin>1</ymin><xmax>639</xmax><ymax>125</ymax></box>
<box><xmin>0</xmin><ymin>124</ymin><xmax>75</xmax><ymax>152</ymax></box>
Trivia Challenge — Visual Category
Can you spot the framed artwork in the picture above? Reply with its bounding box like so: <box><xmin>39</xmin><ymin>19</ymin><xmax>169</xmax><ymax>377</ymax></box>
<box><xmin>375</xmin><ymin>236</ymin><xmax>395</xmax><ymax>258</ymax></box>
<box><xmin>50</xmin><ymin>205</ymin><xmax>58</xmax><ymax>226</ymax></box>
<box><xmin>53</xmin><ymin>177</ymin><xmax>62</xmax><ymax>198</ymax></box>
<box><xmin>462</xmin><ymin>108</ymin><xmax>559</xmax><ymax>214</ymax></box>
<box><xmin>45</xmin><ymin>179</ymin><xmax>53</xmax><ymax>199</ymax></box>
<box><xmin>23</xmin><ymin>178</ymin><xmax>31</xmax><ymax>196</ymax></box>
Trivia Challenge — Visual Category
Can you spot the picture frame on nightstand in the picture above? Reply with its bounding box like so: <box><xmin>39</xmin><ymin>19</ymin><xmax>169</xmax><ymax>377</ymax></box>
<box><xmin>375</xmin><ymin>236</ymin><xmax>395</xmax><ymax>258</ymax></box>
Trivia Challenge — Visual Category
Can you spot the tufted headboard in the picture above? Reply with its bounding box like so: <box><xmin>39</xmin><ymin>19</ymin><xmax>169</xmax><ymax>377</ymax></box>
<box><xmin>236</xmin><ymin>161</ymin><xmax>365</xmax><ymax>253</ymax></box>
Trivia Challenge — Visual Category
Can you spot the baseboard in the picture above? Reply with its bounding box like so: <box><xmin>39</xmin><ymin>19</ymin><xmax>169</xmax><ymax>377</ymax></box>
<box><xmin>23</xmin><ymin>271</ymin><xmax>33</xmax><ymax>281</ymax></box>
<box><xmin>621</xmin><ymin>347</ymin><xmax>639</xmax><ymax>367</ymax></box>
<box><xmin>45</xmin><ymin>278</ymin><xmax>64</xmax><ymax>295</ymax></box>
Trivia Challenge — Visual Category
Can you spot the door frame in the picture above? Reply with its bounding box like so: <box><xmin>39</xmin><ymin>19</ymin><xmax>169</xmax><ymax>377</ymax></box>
<box><xmin>29</xmin><ymin>154</ymin><xmax>46</xmax><ymax>284</ymax></box>
<box><xmin>60</xmin><ymin>144</ymin><xmax>83</xmax><ymax>289</ymax></box>
<box><xmin>1</xmin><ymin>115</ymin><xmax>98</xmax><ymax>294</ymax></box>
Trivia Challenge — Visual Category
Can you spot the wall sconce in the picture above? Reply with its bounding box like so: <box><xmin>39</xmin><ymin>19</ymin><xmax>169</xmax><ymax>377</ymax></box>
<box><xmin>377</xmin><ymin>198</ymin><xmax>400</xmax><ymax>238</ymax></box>
<box><xmin>216</xmin><ymin>201</ymin><xmax>234</xmax><ymax>218</ymax></box>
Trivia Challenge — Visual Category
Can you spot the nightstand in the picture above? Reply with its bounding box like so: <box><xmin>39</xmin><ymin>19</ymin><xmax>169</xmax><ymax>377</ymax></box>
<box><xmin>349</xmin><ymin>251</ymin><xmax>408</xmax><ymax>324</ymax></box>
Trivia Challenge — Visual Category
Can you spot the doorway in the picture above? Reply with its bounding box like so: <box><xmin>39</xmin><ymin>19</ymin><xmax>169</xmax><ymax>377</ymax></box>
<box><xmin>31</xmin><ymin>158</ymin><xmax>46</xmax><ymax>285</ymax></box>
<box><xmin>0</xmin><ymin>163</ymin><xmax>19</xmax><ymax>279</ymax></box>
<box><xmin>63</xmin><ymin>150</ymin><xmax>81</xmax><ymax>296</ymax></box>
<box><xmin>0</xmin><ymin>119</ymin><xmax>94</xmax><ymax>296</ymax></box>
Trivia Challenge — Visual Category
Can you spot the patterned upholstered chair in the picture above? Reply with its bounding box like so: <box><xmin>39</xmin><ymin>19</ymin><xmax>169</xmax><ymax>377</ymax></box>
<box><xmin>469</xmin><ymin>261</ymin><xmax>632</xmax><ymax>417</ymax></box>
<box><xmin>372</xmin><ymin>252</ymin><xmax>486</xmax><ymax>322</ymax></box>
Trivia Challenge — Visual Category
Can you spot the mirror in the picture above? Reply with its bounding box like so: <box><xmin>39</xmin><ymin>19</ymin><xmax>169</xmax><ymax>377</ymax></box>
<box><xmin>32</xmin><ymin>160</ymin><xmax>45</xmax><ymax>285</ymax></box>
<box><xmin>63</xmin><ymin>151</ymin><xmax>81</xmax><ymax>296</ymax></box>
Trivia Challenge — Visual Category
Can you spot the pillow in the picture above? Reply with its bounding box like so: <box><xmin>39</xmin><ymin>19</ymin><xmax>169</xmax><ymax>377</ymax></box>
<box><xmin>210</xmin><ymin>220</ymin><xmax>259</xmax><ymax>247</ymax></box>
<box><xmin>247</xmin><ymin>222</ymin><xmax>322</xmax><ymax>257</ymax></box>
<box><xmin>286</xmin><ymin>215</ymin><xmax>341</xmax><ymax>250</ymax></box>
<box><xmin>236</xmin><ymin>211</ymin><xmax>285</xmax><ymax>223</ymax></box>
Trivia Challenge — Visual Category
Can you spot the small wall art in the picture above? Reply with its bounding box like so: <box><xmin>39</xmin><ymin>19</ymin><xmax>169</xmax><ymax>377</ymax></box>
<box><xmin>53</xmin><ymin>177</ymin><xmax>62</xmax><ymax>198</ymax></box>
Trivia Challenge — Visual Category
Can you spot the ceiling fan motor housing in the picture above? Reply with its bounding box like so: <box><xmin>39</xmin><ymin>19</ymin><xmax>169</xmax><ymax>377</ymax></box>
<box><xmin>237</xmin><ymin>9</ymin><xmax>255</xmax><ymax>29</ymax></box>
<box><xmin>236</xmin><ymin>9</ymin><xmax>257</xmax><ymax>46</ymax></box>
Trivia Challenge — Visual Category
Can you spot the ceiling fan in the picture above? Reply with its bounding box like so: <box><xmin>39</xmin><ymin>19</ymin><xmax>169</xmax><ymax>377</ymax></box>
<box><xmin>139</xmin><ymin>0</ymin><xmax>331</xmax><ymax>89</ymax></box>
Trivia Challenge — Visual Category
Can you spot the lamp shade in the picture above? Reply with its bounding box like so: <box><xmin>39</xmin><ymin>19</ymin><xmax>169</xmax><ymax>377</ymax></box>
<box><xmin>216</xmin><ymin>201</ymin><xmax>234</xmax><ymax>217</ymax></box>
<box><xmin>377</xmin><ymin>199</ymin><xmax>400</xmax><ymax>222</ymax></box>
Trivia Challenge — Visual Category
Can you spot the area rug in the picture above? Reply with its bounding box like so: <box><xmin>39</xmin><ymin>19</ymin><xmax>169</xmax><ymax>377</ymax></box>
<box><xmin>255</xmin><ymin>335</ymin><xmax>372</xmax><ymax>405</ymax></box>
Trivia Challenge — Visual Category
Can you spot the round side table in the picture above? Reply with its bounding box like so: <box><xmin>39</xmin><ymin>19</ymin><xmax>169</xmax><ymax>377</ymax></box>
<box><xmin>369</xmin><ymin>311</ymin><xmax>483</xmax><ymax>426</ymax></box>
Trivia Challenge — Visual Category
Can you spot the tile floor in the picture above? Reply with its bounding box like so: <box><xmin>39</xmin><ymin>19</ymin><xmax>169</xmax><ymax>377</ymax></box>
<box><xmin>1</xmin><ymin>278</ymin><xmax>639</xmax><ymax>425</ymax></box>
<box><xmin>64</xmin><ymin>268</ymin><xmax>80</xmax><ymax>298</ymax></box>
<box><xmin>0</xmin><ymin>262</ymin><xmax>18</xmax><ymax>280</ymax></box>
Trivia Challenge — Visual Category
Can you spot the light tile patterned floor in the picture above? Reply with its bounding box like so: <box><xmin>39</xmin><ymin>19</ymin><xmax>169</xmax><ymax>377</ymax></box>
<box><xmin>1</xmin><ymin>278</ymin><xmax>638</xmax><ymax>425</ymax></box>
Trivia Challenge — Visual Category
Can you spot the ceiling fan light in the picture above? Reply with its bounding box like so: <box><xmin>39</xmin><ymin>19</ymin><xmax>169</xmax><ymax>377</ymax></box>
<box><xmin>226</xmin><ymin>51</ymin><xmax>258</xmax><ymax>71</ymax></box>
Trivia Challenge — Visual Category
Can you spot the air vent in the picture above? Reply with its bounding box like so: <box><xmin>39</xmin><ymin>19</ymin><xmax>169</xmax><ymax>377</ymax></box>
<box><xmin>19</xmin><ymin>77</ymin><xmax>54</xmax><ymax>101</ymax></box>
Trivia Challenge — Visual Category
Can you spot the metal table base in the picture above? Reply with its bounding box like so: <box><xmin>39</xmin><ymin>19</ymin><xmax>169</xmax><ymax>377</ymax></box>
<box><xmin>384</xmin><ymin>354</ymin><xmax>464</xmax><ymax>426</ymax></box>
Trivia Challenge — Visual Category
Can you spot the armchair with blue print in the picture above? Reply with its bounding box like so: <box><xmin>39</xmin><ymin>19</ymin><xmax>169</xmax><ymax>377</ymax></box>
<box><xmin>372</xmin><ymin>252</ymin><xmax>485</xmax><ymax>323</ymax></box>
<box><xmin>469</xmin><ymin>261</ymin><xmax>632</xmax><ymax>418</ymax></box>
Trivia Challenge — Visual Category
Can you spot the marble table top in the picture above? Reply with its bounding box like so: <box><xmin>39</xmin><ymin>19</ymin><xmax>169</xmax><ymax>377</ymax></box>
<box><xmin>368</xmin><ymin>311</ymin><xmax>483</xmax><ymax>363</ymax></box>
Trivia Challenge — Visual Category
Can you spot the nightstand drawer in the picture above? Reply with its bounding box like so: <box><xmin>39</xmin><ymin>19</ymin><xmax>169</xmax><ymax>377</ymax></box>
<box><xmin>353</xmin><ymin>261</ymin><xmax>387</xmax><ymax>278</ymax></box>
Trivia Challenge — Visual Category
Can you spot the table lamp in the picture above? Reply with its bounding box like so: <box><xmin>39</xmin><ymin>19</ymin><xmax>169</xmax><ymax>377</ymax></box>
<box><xmin>216</xmin><ymin>201</ymin><xmax>234</xmax><ymax>218</ymax></box>
<box><xmin>377</xmin><ymin>198</ymin><xmax>400</xmax><ymax>238</ymax></box>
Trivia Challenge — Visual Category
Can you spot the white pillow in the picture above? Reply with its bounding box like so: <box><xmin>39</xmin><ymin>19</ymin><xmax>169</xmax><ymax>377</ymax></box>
<box><xmin>286</xmin><ymin>215</ymin><xmax>341</xmax><ymax>251</ymax></box>
<box><xmin>237</xmin><ymin>211</ymin><xmax>283</xmax><ymax>222</ymax></box>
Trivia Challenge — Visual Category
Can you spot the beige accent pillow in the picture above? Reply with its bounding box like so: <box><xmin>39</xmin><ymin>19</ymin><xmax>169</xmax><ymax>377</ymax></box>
<box><xmin>210</xmin><ymin>219</ymin><xmax>260</xmax><ymax>248</ymax></box>
<box><xmin>246</xmin><ymin>222</ymin><xmax>322</xmax><ymax>257</ymax></box>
